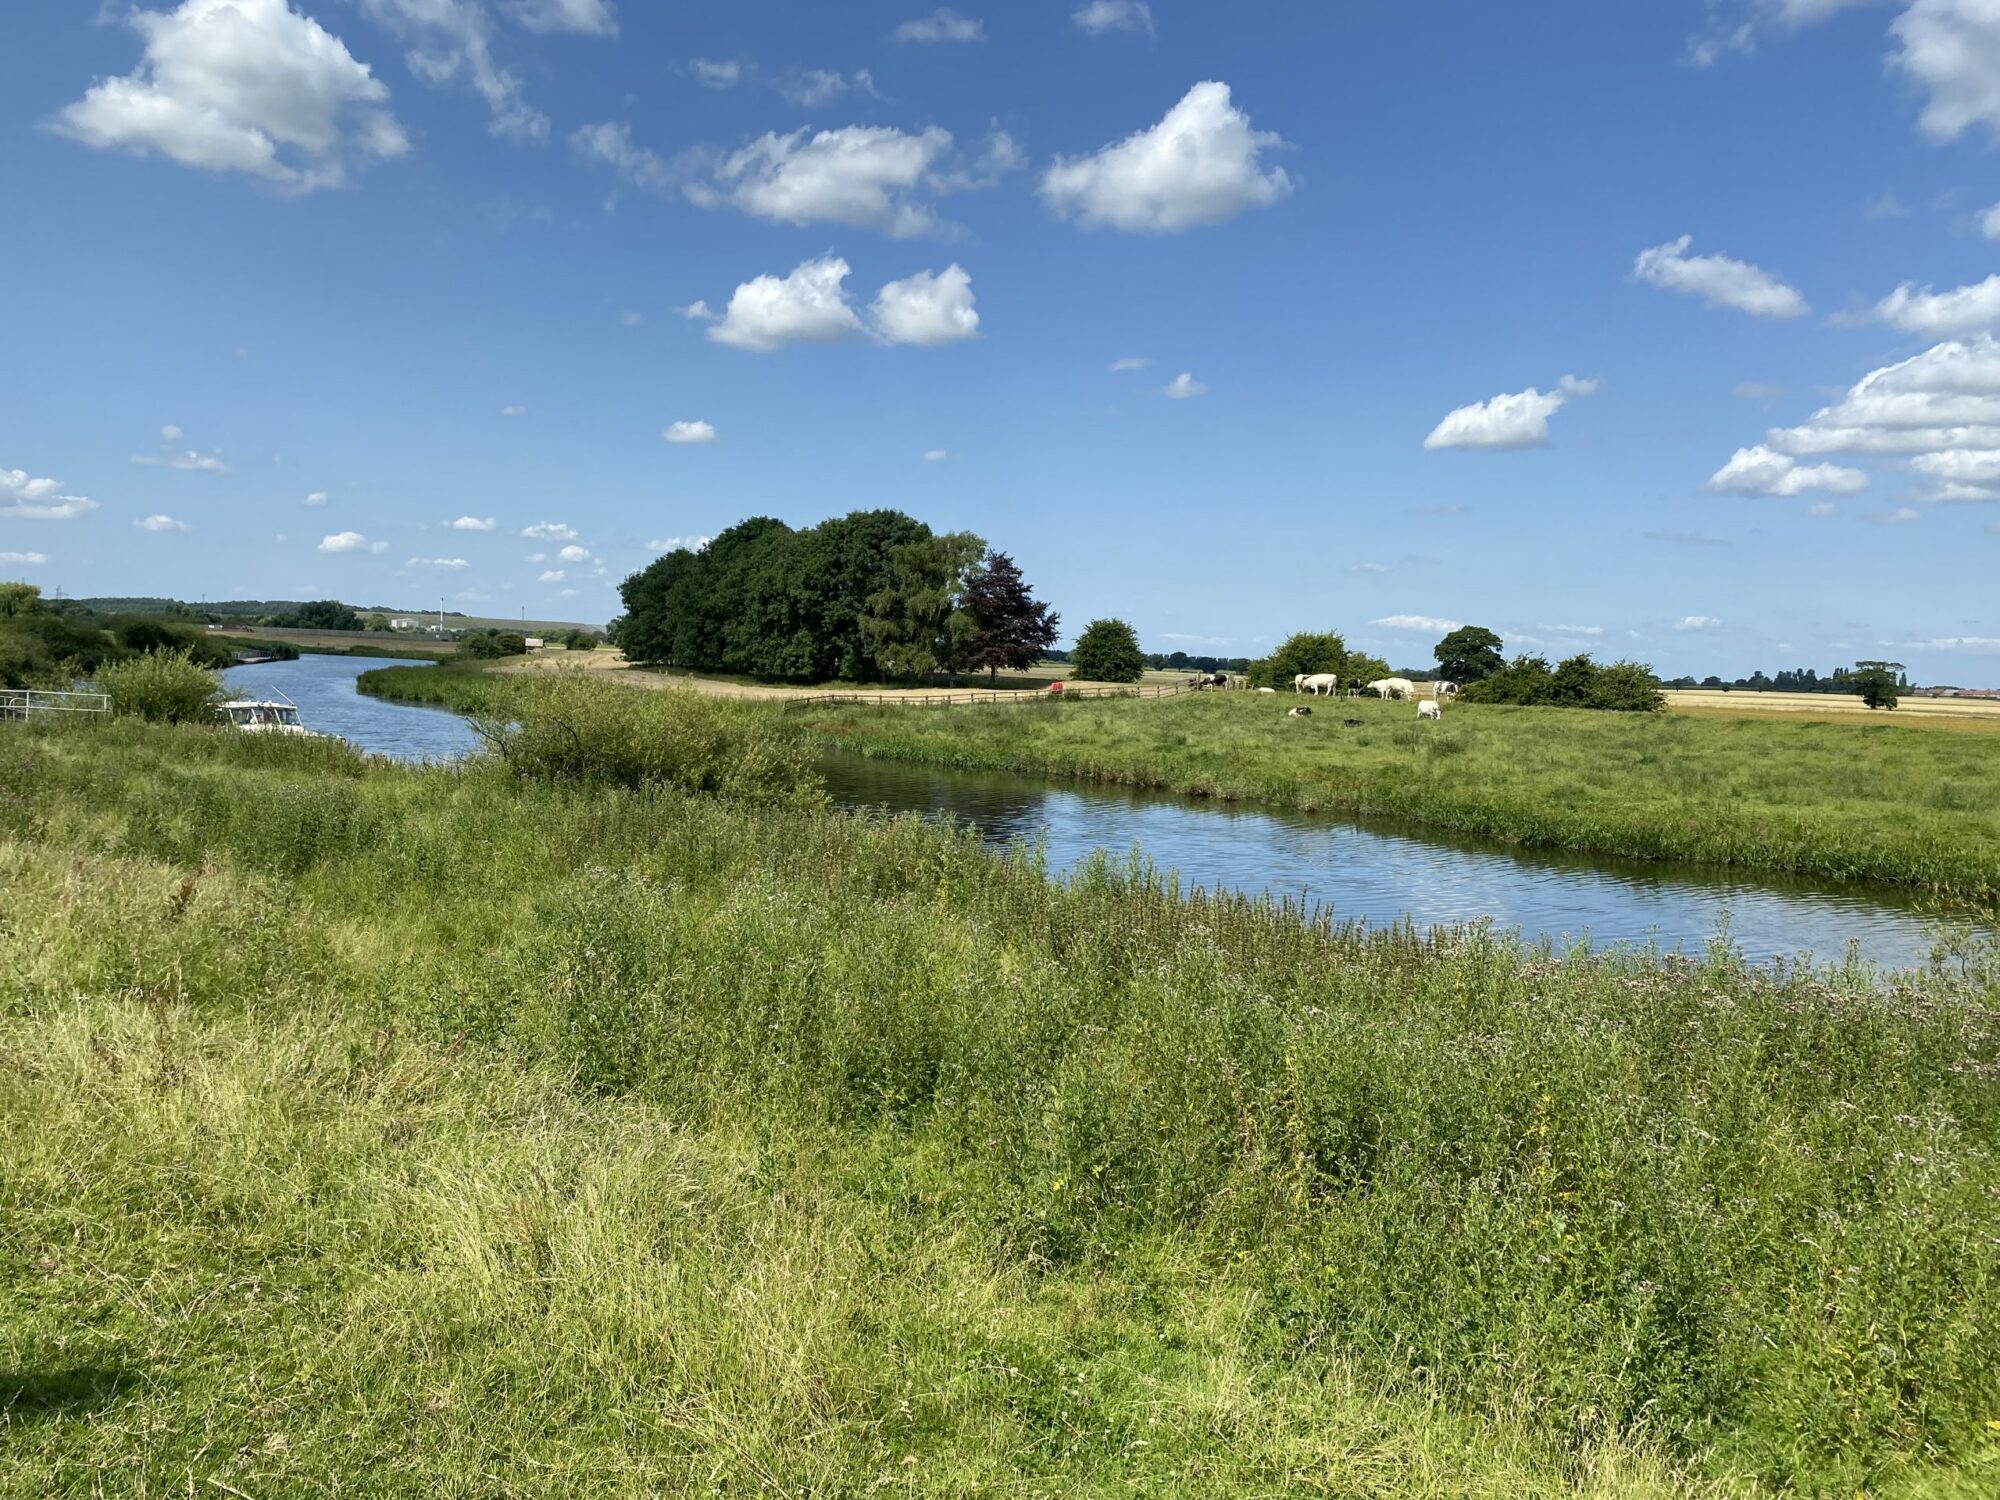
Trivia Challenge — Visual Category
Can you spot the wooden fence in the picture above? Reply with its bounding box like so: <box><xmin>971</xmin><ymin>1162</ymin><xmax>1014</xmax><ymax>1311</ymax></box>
<box><xmin>783</xmin><ymin>681</ymin><xmax>1203</xmax><ymax>710</ymax></box>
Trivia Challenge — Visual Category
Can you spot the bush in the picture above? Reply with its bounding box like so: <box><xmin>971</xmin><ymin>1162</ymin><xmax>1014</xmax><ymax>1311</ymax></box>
<box><xmin>1069</xmin><ymin>619</ymin><xmax>1144</xmax><ymax>684</ymax></box>
<box><xmin>96</xmin><ymin>648</ymin><xmax>222</xmax><ymax>724</ymax></box>
<box><xmin>476</xmin><ymin>668</ymin><xmax>825</xmax><ymax>806</ymax></box>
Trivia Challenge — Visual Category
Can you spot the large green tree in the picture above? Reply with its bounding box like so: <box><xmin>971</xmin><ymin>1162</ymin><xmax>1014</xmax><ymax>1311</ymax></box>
<box><xmin>1251</xmin><ymin>631</ymin><xmax>1348</xmax><ymax>689</ymax></box>
<box><xmin>963</xmin><ymin>552</ymin><xmax>1059</xmax><ymax>679</ymax></box>
<box><xmin>1434</xmin><ymin>625</ymin><xmax>1505</xmax><ymax>683</ymax></box>
<box><xmin>1068</xmin><ymin>618</ymin><xmax>1145</xmax><ymax>684</ymax></box>
<box><xmin>1852</xmin><ymin>660</ymin><xmax>1903</xmax><ymax>711</ymax></box>
<box><xmin>860</xmin><ymin>530</ymin><xmax>987</xmax><ymax>679</ymax></box>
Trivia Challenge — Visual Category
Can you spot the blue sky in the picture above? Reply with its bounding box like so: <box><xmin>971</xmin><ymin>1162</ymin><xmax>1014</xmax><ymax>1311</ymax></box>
<box><xmin>2</xmin><ymin>0</ymin><xmax>1998</xmax><ymax>680</ymax></box>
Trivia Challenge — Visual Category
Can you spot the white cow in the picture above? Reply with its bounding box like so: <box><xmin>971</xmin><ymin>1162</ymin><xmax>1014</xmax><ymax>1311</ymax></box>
<box><xmin>1302</xmin><ymin>672</ymin><xmax>1340</xmax><ymax>696</ymax></box>
<box><xmin>1293</xmin><ymin>673</ymin><xmax>1310</xmax><ymax>693</ymax></box>
<box><xmin>1431</xmin><ymin>680</ymin><xmax>1457</xmax><ymax>699</ymax></box>
<box><xmin>1367</xmin><ymin>677</ymin><xmax>1418</xmax><ymax>700</ymax></box>
<box><xmin>1256</xmin><ymin>686</ymin><xmax>1278</xmax><ymax>694</ymax></box>
<box><xmin>1418</xmin><ymin>699</ymin><xmax>1442</xmax><ymax>721</ymax></box>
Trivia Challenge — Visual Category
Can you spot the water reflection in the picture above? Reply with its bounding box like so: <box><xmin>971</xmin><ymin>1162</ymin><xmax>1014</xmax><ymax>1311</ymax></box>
<box><xmin>222</xmin><ymin>654</ymin><xmax>481</xmax><ymax>763</ymax></box>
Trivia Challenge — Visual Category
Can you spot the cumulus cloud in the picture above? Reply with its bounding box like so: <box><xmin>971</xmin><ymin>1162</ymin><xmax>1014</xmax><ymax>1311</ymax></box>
<box><xmin>357</xmin><ymin>0</ymin><xmax>548</xmax><ymax>143</ymax></box>
<box><xmin>502</xmin><ymin>0</ymin><xmax>617</xmax><ymax>36</ymax></box>
<box><xmin>1073</xmin><ymin>1</ymin><xmax>1154</xmax><ymax>35</ymax></box>
<box><xmin>1162</xmin><ymin>372</ymin><xmax>1207</xmax><ymax>399</ymax></box>
<box><xmin>688</xmin><ymin>57</ymin><xmax>741</xmax><ymax>88</ymax></box>
<box><xmin>1768</xmin><ymin>332</ymin><xmax>2000</xmax><ymax>454</ymax></box>
<box><xmin>648</xmin><ymin>535</ymin><xmax>712</xmax><ymax>551</ymax></box>
<box><xmin>663</xmin><ymin>420</ymin><xmax>718</xmax><ymax>443</ymax></box>
<box><xmin>1874</xmin><ymin>273</ymin><xmax>2000</xmax><ymax>335</ymax></box>
<box><xmin>1707</xmin><ymin>444</ymin><xmax>1870</xmax><ymax>496</ymax></box>
<box><xmin>160</xmin><ymin>424</ymin><xmax>183</xmax><ymax>440</ymax></box>
<box><xmin>1042</xmin><ymin>82</ymin><xmax>1292</xmax><ymax>232</ymax></box>
<box><xmin>708</xmin><ymin>124</ymin><xmax>955</xmax><ymax>237</ymax></box>
<box><xmin>1909</xmin><ymin>449</ymin><xmax>2000</xmax><ymax>497</ymax></box>
<box><xmin>537</xmin><ymin>568</ymin><xmax>566</xmax><ymax>582</ymax></box>
<box><xmin>891</xmin><ymin>8</ymin><xmax>984</xmax><ymax>43</ymax></box>
<box><xmin>1109</xmin><ymin>356</ymin><xmax>1149</xmax><ymax>371</ymax></box>
<box><xmin>405</xmin><ymin>556</ymin><xmax>469</xmax><ymax>568</ymax></box>
<box><xmin>872</xmin><ymin>264</ymin><xmax>980</xmax><ymax>345</ymax></box>
<box><xmin>568</xmin><ymin>120</ymin><xmax>673</xmax><ymax>192</ymax></box>
<box><xmin>520</xmin><ymin>521</ymin><xmax>578</xmax><ymax>540</ymax></box>
<box><xmin>676</xmin><ymin>300</ymin><xmax>716</xmax><ymax>321</ymax></box>
<box><xmin>1982</xmin><ymin>201</ymin><xmax>2000</xmax><ymax>240</ymax></box>
<box><xmin>709</xmin><ymin>256</ymin><xmax>865</xmax><ymax>352</ymax></box>
<box><xmin>304</xmin><ymin>490</ymin><xmax>329</xmax><ymax>507</ymax></box>
<box><xmin>1891</xmin><ymin>0</ymin><xmax>2000</xmax><ymax>145</ymax></box>
<box><xmin>318</xmin><ymin>531</ymin><xmax>385</xmax><ymax>554</ymax></box>
<box><xmin>0</xmin><ymin>469</ymin><xmax>98</xmax><ymax>520</ymax></box>
<box><xmin>775</xmin><ymin>68</ymin><xmax>881</xmax><ymax>108</ymax></box>
<box><xmin>135</xmin><ymin>514</ymin><xmax>190</xmax><ymax>532</ymax></box>
<box><xmin>1674</xmin><ymin>615</ymin><xmax>1721</xmax><ymax>631</ymax></box>
<box><xmin>449</xmin><ymin>515</ymin><xmax>496</xmax><ymax>531</ymax></box>
<box><xmin>1371</xmin><ymin>614</ymin><xmax>1464</xmax><ymax>633</ymax></box>
<box><xmin>1423</xmin><ymin>376</ymin><xmax>1597</xmax><ymax>449</ymax></box>
<box><xmin>924</xmin><ymin>449</ymin><xmax>949</xmax><ymax>461</ymax></box>
<box><xmin>0</xmin><ymin>551</ymin><xmax>47</xmax><ymax>566</ymax></box>
<box><xmin>132</xmin><ymin>448</ymin><xmax>228</xmax><ymax>472</ymax></box>
<box><xmin>48</xmin><ymin>0</ymin><xmax>407</xmax><ymax>192</ymax></box>
<box><xmin>1633</xmin><ymin>235</ymin><xmax>1808</xmax><ymax>318</ymax></box>
<box><xmin>558</xmin><ymin>544</ymin><xmax>592</xmax><ymax>563</ymax></box>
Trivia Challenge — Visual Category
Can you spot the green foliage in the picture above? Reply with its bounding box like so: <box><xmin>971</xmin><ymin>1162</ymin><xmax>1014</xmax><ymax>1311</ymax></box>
<box><xmin>95</xmin><ymin>647</ymin><xmax>223</xmax><ymax>724</ymax></box>
<box><xmin>1</xmin><ymin>586</ymin><xmax>235</xmax><ymax>688</ymax></box>
<box><xmin>364</xmin><ymin>613</ymin><xmax>392</xmax><ymax>632</ymax></box>
<box><xmin>1068</xmin><ymin>618</ymin><xmax>1145</xmax><ymax>683</ymax></box>
<box><xmin>559</xmin><ymin>627</ymin><xmax>602</xmax><ymax>650</ymax></box>
<box><xmin>456</xmin><ymin>628</ymin><xmax>529</xmax><ymax>661</ymax></box>
<box><xmin>963</xmin><ymin>551</ymin><xmax>1060</xmax><ymax>677</ymax></box>
<box><xmin>1249</xmin><ymin>630</ymin><xmax>1348</xmax><ymax>689</ymax></box>
<box><xmin>1854</xmin><ymin>660</ymin><xmax>1903</xmax><ymax>711</ymax></box>
<box><xmin>858</xmin><ymin>530</ymin><xmax>987</xmax><ymax>679</ymax></box>
<box><xmin>1461</xmin><ymin>654</ymin><xmax>1664</xmax><ymax>713</ymax></box>
<box><xmin>1434</xmin><ymin>625</ymin><xmax>1505</xmax><ymax>683</ymax></box>
<box><xmin>474</xmin><ymin>667</ymin><xmax>824</xmax><ymax>805</ymax></box>
<box><xmin>267</xmin><ymin>599</ymin><xmax>362</xmax><ymax>631</ymax></box>
<box><xmin>1</xmin><ymin>722</ymin><xmax>1997</xmax><ymax>1493</ymax></box>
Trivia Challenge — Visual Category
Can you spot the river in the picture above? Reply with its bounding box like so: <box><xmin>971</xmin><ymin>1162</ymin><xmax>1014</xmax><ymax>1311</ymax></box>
<box><xmin>228</xmin><ymin>656</ymin><xmax>1973</xmax><ymax>970</ymax></box>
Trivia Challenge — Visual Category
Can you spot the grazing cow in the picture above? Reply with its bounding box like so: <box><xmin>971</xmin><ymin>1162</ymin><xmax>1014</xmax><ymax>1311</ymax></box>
<box><xmin>1256</xmin><ymin>686</ymin><xmax>1278</xmax><ymax>694</ymax></box>
<box><xmin>1433</xmin><ymin>680</ymin><xmax>1458</xmax><ymax>699</ymax></box>
<box><xmin>1418</xmin><ymin>699</ymin><xmax>1442</xmax><ymax>721</ymax></box>
<box><xmin>1288</xmin><ymin>705</ymin><xmax>1313</xmax><ymax>717</ymax></box>
<box><xmin>1293</xmin><ymin>673</ymin><xmax>1309</xmax><ymax>693</ymax></box>
<box><xmin>1302</xmin><ymin>672</ymin><xmax>1340</xmax><ymax>696</ymax></box>
<box><xmin>1365</xmin><ymin>678</ymin><xmax>1396</xmax><ymax>700</ymax></box>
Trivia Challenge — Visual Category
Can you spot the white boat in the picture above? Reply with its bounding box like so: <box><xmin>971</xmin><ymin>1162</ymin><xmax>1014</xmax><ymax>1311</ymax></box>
<box><xmin>217</xmin><ymin>690</ymin><xmax>327</xmax><ymax>737</ymax></box>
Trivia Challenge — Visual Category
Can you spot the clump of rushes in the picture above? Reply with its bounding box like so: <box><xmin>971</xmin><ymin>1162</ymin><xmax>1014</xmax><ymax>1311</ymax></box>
<box><xmin>94</xmin><ymin>646</ymin><xmax>223</xmax><ymax>724</ymax></box>
<box><xmin>0</xmin><ymin>717</ymin><xmax>1996</xmax><ymax>1494</ymax></box>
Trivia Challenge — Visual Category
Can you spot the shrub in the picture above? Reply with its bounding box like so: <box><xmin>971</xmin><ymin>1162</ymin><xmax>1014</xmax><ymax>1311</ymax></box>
<box><xmin>1069</xmin><ymin>619</ymin><xmax>1144</xmax><ymax>684</ymax></box>
<box><xmin>476</xmin><ymin>668</ymin><xmax>825</xmax><ymax>806</ymax></box>
<box><xmin>96</xmin><ymin>648</ymin><xmax>222</xmax><ymax>724</ymax></box>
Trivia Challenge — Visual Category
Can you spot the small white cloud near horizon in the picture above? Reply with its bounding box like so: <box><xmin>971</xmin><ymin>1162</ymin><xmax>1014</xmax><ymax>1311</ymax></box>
<box><xmin>1424</xmin><ymin>375</ymin><xmax>1598</xmax><ymax>449</ymax></box>
<box><xmin>132</xmin><ymin>448</ymin><xmax>227</xmax><ymax>472</ymax></box>
<box><xmin>710</xmin><ymin>255</ymin><xmax>864</xmax><ymax>352</ymax></box>
<box><xmin>1874</xmin><ymin>274</ymin><xmax>2000</xmax><ymax>336</ymax></box>
<box><xmin>1674</xmin><ymin>615</ymin><xmax>1721</xmax><ymax>632</ymax></box>
<box><xmin>1633</xmin><ymin>235</ymin><xmax>1808</xmax><ymax>319</ymax></box>
<box><xmin>923</xmin><ymin>449</ymin><xmax>949</xmax><ymax>461</ymax></box>
<box><xmin>891</xmin><ymin>8</ymin><xmax>984</xmax><ymax>43</ymax></box>
<box><xmin>1042</xmin><ymin>81</ymin><xmax>1292</xmax><ymax>233</ymax></box>
<box><xmin>1109</xmin><ymin>356</ymin><xmax>1149</xmax><ymax>371</ymax></box>
<box><xmin>1163</xmin><ymin>372</ymin><xmax>1207</xmax><ymax>399</ymax></box>
<box><xmin>319</xmin><ymin>531</ymin><xmax>386</xmax><ymax>554</ymax></box>
<box><xmin>405</xmin><ymin>556</ymin><xmax>469</xmax><ymax>569</ymax></box>
<box><xmin>1371</xmin><ymin>614</ymin><xmax>1464</xmax><ymax>633</ymax></box>
<box><xmin>304</xmin><ymin>490</ymin><xmax>329</xmax><ymax>507</ymax></box>
<box><xmin>1073</xmin><ymin>1</ymin><xmax>1154</xmax><ymax>36</ymax></box>
<box><xmin>664</xmin><ymin>420</ymin><xmax>718</xmax><ymax>443</ymax></box>
<box><xmin>521</xmin><ymin>521</ymin><xmax>578</xmax><ymax>540</ymax></box>
<box><xmin>1</xmin><ymin>469</ymin><xmax>98</xmax><ymax>521</ymax></box>
<box><xmin>0</xmin><ymin>551</ymin><xmax>48</xmax><ymax>566</ymax></box>
<box><xmin>872</xmin><ymin>264</ymin><xmax>980</xmax><ymax>345</ymax></box>
<box><xmin>537</xmin><ymin>568</ymin><xmax>567</xmax><ymax>583</ymax></box>
<box><xmin>450</xmin><ymin>515</ymin><xmax>497</xmax><ymax>531</ymax></box>
<box><xmin>135</xmin><ymin>514</ymin><xmax>190</xmax><ymax>532</ymax></box>
<box><xmin>1707</xmin><ymin>444</ymin><xmax>1869</xmax><ymax>496</ymax></box>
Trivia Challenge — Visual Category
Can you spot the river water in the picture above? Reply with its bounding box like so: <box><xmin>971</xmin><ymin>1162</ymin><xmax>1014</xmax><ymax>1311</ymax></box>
<box><xmin>228</xmin><ymin>656</ymin><xmax>1972</xmax><ymax>970</ymax></box>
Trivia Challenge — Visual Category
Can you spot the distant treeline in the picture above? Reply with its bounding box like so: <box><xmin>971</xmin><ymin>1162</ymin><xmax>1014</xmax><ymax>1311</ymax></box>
<box><xmin>1</xmin><ymin>584</ymin><xmax>253</xmax><ymax>689</ymax></box>
<box><xmin>1665</xmin><ymin>666</ymin><xmax>1914</xmax><ymax>693</ymax></box>
<box><xmin>615</xmin><ymin>511</ymin><xmax>1058</xmax><ymax>684</ymax></box>
<box><xmin>68</xmin><ymin>597</ymin><xmax>474</xmax><ymax>625</ymax></box>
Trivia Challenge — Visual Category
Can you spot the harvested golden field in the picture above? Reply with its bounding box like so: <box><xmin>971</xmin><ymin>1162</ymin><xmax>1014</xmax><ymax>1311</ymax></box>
<box><xmin>1667</xmin><ymin>689</ymin><xmax>2000</xmax><ymax>733</ymax></box>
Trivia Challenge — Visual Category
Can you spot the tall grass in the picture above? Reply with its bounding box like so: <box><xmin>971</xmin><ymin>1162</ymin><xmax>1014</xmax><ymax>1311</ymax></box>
<box><xmin>2</xmin><ymin>718</ymin><xmax>1997</xmax><ymax>1494</ymax></box>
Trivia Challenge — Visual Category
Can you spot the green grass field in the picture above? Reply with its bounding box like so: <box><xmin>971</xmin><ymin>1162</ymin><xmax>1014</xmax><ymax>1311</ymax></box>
<box><xmin>2</xmin><ymin>717</ymin><xmax>1998</xmax><ymax>1495</ymax></box>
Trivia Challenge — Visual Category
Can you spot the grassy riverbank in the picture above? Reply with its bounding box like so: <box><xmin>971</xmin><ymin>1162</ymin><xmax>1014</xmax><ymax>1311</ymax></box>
<box><xmin>3</xmin><ymin>717</ymin><xmax>1999</xmax><ymax>1494</ymax></box>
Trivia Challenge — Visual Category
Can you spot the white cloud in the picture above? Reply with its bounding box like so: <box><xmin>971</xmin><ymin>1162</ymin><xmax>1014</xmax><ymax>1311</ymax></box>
<box><xmin>871</xmin><ymin>264</ymin><xmax>980</xmax><ymax>345</ymax></box>
<box><xmin>304</xmin><ymin>490</ymin><xmax>329</xmax><ymax>507</ymax></box>
<box><xmin>449</xmin><ymin>515</ymin><xmax>497</xmax><ymax>531</ymax></box>
<box><xmin>49</xmin><ymin>0</ymin><xmax>407</xmax><ymax>192</ymax></box>
<box><xmin>502</xmin><ymin>0</ymin><xmax>617</xmax><ymax>37</ymax></box>
<box><xmin>1769</xmin><ymin>332</ymin><xmax>2000</xmax><ymax>454</ymax></box>
<box><xmin>648</xmin><ymin>535</ymin><xmax>712</xmax><ymax>551</ymax></box>
<box><xmin>1163</xmin><ymin>372</ymin><xmax>1207</xmax><ymax>399</ymax></box>
<box><xmin>557</xmin><ymin>544</ymin><xmax>591</xmax><ymax>562</ymax></box>
<box><xmin>1423</xmin><ymin>376</ymin><xmax>1597</xmax><ymax>449</ymax></box>
<box><xmin>537</xmin><ymin>568</ymin><xmax>566</xmax><ymax>582</ymax></box>
<box><xmin>318</xmin><ymin>531</ymin><xmax>384</xmax><ymax>553</ymax></box>
<box><xmin>520</xmin><ymin>521</ymin><xmax>578</xmax><ymax>540</ymax></box>
<box><xmin>1632</xmin><ymin>235</ymin><xmax>1808</xmax><ymax>318</ymax></box>
<box><xmin>1900</xmin><ymin>633</ymin><xmax>2000</xmax><ymax>650</ymax></box>
<box><xmin>1540</xmin><ymin>623</ymin><xmax>1606</xmax><ymax>636</ymax></box>
<box><xmin>132</xmin><ymin>448</ymin><xmax>228</xmax><ymax>472</ymax></box>
<box><xmin>664</xmin><ymin>419</ymin><xmax>718</xmax><ymax>443</ymax></box>
<box><xmin>568</xmin><ymin>120</ymin><xmax>673</xmax><ymax>192</ymax></box>
<box><xmin>710</xmin><ymin>125</ymin><xmax>955</xmax><ymax>237</ymax></box>
<box><xmin>1874</xmin><ymin>273</ymin><xmax>2000</xmax><ymax>335</ymax></box>
<box><xmin>405</xmin><ymin>556</ymin><xmax>469</xmax><ymax>568</ymax></box>
<box><xmin>0</xmin><ymin>469</ymin><xmax>98</xmax><ymax>521</ymax></box>
<box><xmin>689</xmin><ymin>57</ymin><xmax>741</xmax><ymax>89</ymax></box>
<box><xmin>1109</xmin><ymin>356</ymin><xmax>1150</xmax><ymax>371</ymax></box>
<box><xmin>500</xmin><ymin>403</ymin><xmax>526</xmax><ymax>416</ymax></box>
<box><xmin>0</xmin><ymin>551</ymin><xmax>47</xmax><ymax>566</ymax></box>
<box><xmin>924</xmin><ymin>449</ymin><xmax>949</xmax><ymax>461</ymax></box>
<box><xmin>676</xmin><ymin>300</ymin><xmax>716</xmax><ymax>321</ymax></box>
<box><xmin>709</xmin><ymin>255</ymin><xmax>865</xmax><ymax>352</ymax></box>
<box><xmin>357</xmin><ymin>0</ymin><xmax>547</xmax><ymax>142</ymax></box>
<box><xmin>160</xmin><ymin>424</ymin><xmax>183</xmax><ymax>440</ymax></box>
<box><xmin>776</xmin><ymin>68</ymin><xmax>881</xmax><ymax>108</ymax></box>
<box><xmin>1042</xmin><ymin>81</ymin><xmax>1292</xmax><ymax>232</ymax></box>
<box><xmin>135</xmin><ymin>513</ymin><xmax>190</xmax><ymax>532</ymax></box>
<box><xmin>1910</xmin><ymin>449</ymin><xmax>2000</xmax><ymax>497</ymax></box>
<box><xmin>1982</xmin><ymin>201</ymin><xmax>2000</xmax><ymax>240</ymax></box>
<box><xmin>1891</xmin><ymin>0</ymin><xmax>2000</xmax><ymax>145</ymax></box>
<box><xmin>1370</xmin><ymin>614</ymin><xmax>1464</xmax><ymax>634</ymax></box>
<box><xmin>891</xmin><ymin>8</ymin><xmax>984</xmax><ymax>43</ymax></box>
<box><xmin>1707</xmin><ymin>444</ymin><xmax>1870</xmax><ymax>496</ymax></box>
<box><xmin>1073</xmin><ymin>1</ymin><xmax>1154</xmax><ymax>35</ymax></box>
<box><xmin>1674</xmin><ymin>615</ymin><xmax>1721</xmax><ymax>631</ymax></box>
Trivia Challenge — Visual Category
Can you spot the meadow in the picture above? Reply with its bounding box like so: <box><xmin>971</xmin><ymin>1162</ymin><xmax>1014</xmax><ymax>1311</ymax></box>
<box><xmin>2</xmin><ymin>714</ymin><xmax>1998</xmax><ymax>1495</ymax></box>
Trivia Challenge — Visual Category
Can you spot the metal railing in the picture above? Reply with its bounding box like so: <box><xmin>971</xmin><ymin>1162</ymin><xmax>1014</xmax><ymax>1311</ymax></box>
<box><xmin>0</xmin><ymin>688</ymin><xmax>112</xmax><ymax>722</ymax></box>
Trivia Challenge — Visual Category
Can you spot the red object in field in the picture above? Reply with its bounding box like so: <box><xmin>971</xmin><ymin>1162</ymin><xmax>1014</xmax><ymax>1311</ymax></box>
<box><xmin>1048</xmin><ymin>681</ymin><xmax>1063</xmax><ymax>694</ymax></box>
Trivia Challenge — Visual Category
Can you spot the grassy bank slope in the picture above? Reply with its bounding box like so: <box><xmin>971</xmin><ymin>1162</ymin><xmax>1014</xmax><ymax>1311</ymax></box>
<box><xmin>787</xmin><ymin>691</ymin><xmax>2000</xmax><ymax>906</ymax></box>
<box><xmin>2</xmin><ymin>720</ymin><xmax>1998</xmax><ymax>1494</ymax></box>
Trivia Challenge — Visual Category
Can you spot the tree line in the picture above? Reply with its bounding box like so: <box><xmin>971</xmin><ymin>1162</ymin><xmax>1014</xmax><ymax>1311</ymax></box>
<box><xmin>0</xmin><ymin>584</ymin><xmax>246</xmax><ymax>689</ymax></box>
<box><xmin>612</xmin><ymin>511</ymin><xmax>1058</xmax><ymax>684</ymax></box>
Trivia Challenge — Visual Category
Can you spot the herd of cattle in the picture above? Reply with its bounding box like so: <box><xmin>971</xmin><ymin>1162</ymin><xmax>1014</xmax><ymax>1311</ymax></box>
<box><xmin>1185</xmin><ymin>671</ymin><xmax>1456</xmax><ymax>721</ymax></box>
